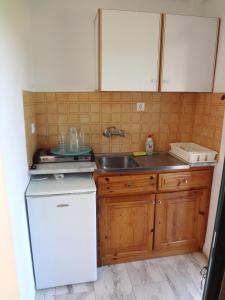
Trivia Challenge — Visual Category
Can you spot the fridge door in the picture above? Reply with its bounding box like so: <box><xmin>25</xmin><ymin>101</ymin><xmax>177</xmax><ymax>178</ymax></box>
<box><xmin>27</xmin><ymin>192</ymin><xmax>97</xmax><ymax>289</ymax></box>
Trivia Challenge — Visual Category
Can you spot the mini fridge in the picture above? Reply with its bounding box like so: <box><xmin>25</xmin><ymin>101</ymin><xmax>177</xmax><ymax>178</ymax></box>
<box><xmin>26</xmin><ymin>173</ymin><xmax>97</xmax><ymax>289</ymax></box>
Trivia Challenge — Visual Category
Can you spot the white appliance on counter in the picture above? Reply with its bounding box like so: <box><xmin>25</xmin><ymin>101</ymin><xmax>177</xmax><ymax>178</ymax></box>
<box><xmin>26</xmin><ymin>173</ymin><xmax>97</xmax><ymax>289</ymax></box>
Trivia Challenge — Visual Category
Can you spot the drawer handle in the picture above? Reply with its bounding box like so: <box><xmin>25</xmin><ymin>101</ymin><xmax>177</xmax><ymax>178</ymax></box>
<box><xmin>57</xmin><ymin>204</ymin><xmax>69</xmax><ymax>208</ymax></box>
<box><xmin>177</xmin><ymin>178</ymin><xmax>188</xmax><ymax>186</ymax></box>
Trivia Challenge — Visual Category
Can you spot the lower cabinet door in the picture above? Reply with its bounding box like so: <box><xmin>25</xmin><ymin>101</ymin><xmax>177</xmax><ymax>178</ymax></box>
<box><xmin>99</xmin><ymin>194</ymin><xmax>155</xmax><ymax>264</ymax></box>
<box><xmin>154</xmin><ymin>189</ymin><xmax>209</xmax><ymax>252</ymax></box>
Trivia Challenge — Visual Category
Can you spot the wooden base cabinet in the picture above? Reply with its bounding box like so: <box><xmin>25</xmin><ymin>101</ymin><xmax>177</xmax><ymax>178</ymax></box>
<box><xmin>99</xmin><ymin>194</ymin><xmax>155</xmax><ymax>264</ymax></box>
<box><xmin>154</xmin><ymin>189</ymin><xmax>209</xmax><ymax>252</ymax></box>
<box><xmin>97</xmin><ymin>169</ymin><xmax>212</xmax><ymax>265</ymax></box>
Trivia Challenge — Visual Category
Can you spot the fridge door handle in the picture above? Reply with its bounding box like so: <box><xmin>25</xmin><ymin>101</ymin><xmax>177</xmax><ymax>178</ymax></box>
<box><xmin>56</xmin><ymin>204</ymin><xmax>69</xmax><ymax>208</ymax></box>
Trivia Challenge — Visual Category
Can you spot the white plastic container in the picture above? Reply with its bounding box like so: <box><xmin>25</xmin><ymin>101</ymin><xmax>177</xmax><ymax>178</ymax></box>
<box><xmin>146</xmin><ymin>134</ymin><xmax>154</xmax><ymax>155</ymax></box>
<box><xmin>169</xmin><ymin>142</ymin><xmax>217</xmax><ymax>163</ymax></box>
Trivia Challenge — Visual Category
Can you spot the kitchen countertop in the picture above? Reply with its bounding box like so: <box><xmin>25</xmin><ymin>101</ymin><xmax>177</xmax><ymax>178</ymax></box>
<box><xmin>29</xmin><ymin>161</ymin><xmax>97</xmax><ymax>175</ymax></box>
<box><xmin>95</xmin><ymin>152</ymin><xmax>192</xmax><ymax>172</ymax></box>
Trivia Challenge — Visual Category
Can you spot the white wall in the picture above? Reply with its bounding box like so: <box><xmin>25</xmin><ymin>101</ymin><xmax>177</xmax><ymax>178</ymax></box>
<box><xmin>0</xmin><ymin>3</ymin><xmax>222</xmax><ymax>298</ymax></box>
<box><xmin>30</xmin><ymin>0</ymin><xmax>225</xmax><ymax>258</ymax></box>
<box><xmin>0</xmin><ymin>0</ymin><xmax>35</xmax><ymax>299</ymax></box>
<box><xmin>31</xmin><ymin>0</ymin><xmax>206</xmax><ymax>92</ymax></box>
<box><xmin>204</xmin><ymin>117</ymin><xmax>225</xmax><ymax>257</ymax></box>
<box><xmin>204</xmin><ymin>0</ymin><xmax>225</xmax><ymax>92</ymax></box>
<box><xmin>0</xmin><ymin>157</ymin><xmax>20</xmax><ymax>300</ymax></box>
<box><xmin>201</xmin><ymin>0</ymin><xmax>225</xmax><ymax>256</ymax></box>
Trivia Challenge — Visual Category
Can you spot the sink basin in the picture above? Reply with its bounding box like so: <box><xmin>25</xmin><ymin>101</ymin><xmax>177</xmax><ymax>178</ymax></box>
<box><xmin>97</xmin><ymin>156</ymin><xmax>139</xmax><ymax>170</ymax></box>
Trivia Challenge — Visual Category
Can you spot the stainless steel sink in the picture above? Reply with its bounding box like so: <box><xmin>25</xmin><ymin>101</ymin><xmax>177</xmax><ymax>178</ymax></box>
<box><xmin>97</xmin><ymin>156</ymin><xmax>139</xmax><ymax>170</ymax></box>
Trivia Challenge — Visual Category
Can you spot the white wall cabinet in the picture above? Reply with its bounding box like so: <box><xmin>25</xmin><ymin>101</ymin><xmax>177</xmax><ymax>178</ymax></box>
<box><xmin>161</xmin><ymin>14</ymin><xmax>219</xmax><ymax>92</ymax></box>
<box><xmin>97</xmin><ymin>10</ymin><xmax>161</xmax><ymax>91</ymax></box>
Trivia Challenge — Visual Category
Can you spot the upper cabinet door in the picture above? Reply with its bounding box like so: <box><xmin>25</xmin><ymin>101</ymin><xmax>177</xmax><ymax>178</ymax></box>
<box><xmin>98</xmin><ymin>10</ymin><xmax>161</xmax><ymax>91</ymax></box>
<box><xmin>161</xmin><ymin>15</ymin><xmax>219</xmax><ymax>92</ymax></box>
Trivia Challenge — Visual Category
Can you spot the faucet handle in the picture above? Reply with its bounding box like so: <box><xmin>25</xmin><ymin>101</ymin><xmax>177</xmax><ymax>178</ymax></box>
<box><xmin>119</xmin><ymin>129</ymin><xmax>127</xmax><ymax>137</ymax></box>
<box><xmin>103</xmin><ymin>127</ymin><xmax>115</xmax><ymax>137</ymax></box>
<box><xmin>103</xmin><ymin>127</ymin><xmax>127</xmax><ymax>137</ymax></box>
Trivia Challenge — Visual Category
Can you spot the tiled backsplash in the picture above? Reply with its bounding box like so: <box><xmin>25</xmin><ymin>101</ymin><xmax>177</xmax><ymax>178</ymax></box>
<box><xmin>23</xmin><ymin>91</ymin><xmax>37</xmax><ymax>166</ymax></box>
<box><xmin>23</xmin><ymin>91</ymin><xmax>225</xmax><ymax>166</ymax></box>
<box><xmin>192</xmin><ymin>93</ymin><xmax>225</xmax><ymax>152</ymax></box>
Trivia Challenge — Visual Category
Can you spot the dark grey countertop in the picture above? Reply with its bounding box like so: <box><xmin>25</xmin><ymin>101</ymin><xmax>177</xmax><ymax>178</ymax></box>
<box><xmin>95</xmin><ymin>152</ymin><xmax>191</xmax><ymax>172</ymax></box>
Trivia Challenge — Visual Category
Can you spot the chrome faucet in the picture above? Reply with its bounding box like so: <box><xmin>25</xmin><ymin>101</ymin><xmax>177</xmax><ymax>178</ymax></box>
<box><xmin>103</xmin><ymin>126</ymin><xmax>127</xmax><ymax>137</ymax></box>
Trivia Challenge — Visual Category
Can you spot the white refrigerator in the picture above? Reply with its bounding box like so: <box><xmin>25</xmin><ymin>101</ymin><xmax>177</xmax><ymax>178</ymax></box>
<box><xmin>26</xmin><ymin>173</ymin><xmax>97</xmax><ymax>289</ymax></box>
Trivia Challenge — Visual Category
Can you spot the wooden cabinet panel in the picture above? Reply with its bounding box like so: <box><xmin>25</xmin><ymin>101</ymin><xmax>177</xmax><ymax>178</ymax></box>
<box><xmin>154</xmin><ymin>190</ymin><xmax>209</xmax><ymax>251</ymax></box>
<box><xmin>97</xmin><ymin>10</ymin><xmax>161</xmax><ymax>91</ymax></box>
<box><xmin>99</xmin><ymin>194</ymin><xmax>155</xmax><ymax>264</ymax></box>
<box><xmin>98</xmin><ymin>174</ymin><xmax>157</xmax><ymax>196</ymax></box>
<box><xmin>97</xmin><ymin>168</ymin><xmax>212</xmax><ymax>265</ymax></box>
<box><xmin>161</xmin><ymin>14</ymin><xmax>219</xmax><ymax>92</ymax></box>
<box><xmin>158</xmin><ymin>170</ymin><xmax>211</xmax><ymax>191</ymax></box>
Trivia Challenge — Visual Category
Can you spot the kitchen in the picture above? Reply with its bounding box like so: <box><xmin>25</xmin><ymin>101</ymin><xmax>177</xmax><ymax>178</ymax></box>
<box><xmin>1</xmin><ymin>1</ymin><xmax>225</xmax><ymax>300</ymax></box>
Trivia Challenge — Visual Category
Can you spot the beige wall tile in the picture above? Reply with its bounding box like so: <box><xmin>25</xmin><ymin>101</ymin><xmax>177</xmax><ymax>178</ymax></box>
<box><xmin>69</xmin><ymin>103</ymin><xmax>79</xmax><ymax>113</ymax></box>
<box><xmin>79</xmin><ymin>103</ymin><xmax>90</xmax><ymax>113</ymax></box>
<box><xmin>90</xmin><ymin>103</ymin><xmax>100</xmax><ymax>112</ymax></box>
<box><xmin>192</xmin><ymin>93</ymin><xmax>225</xmax><ymax>152</ymax></box>
<box><xmin>79</xmin><ymin>114</ymin><xmax>90</xmax><ymax>124</ymax></box>
<box><xmin>23</xmin><ymin>91</ymin><xmax>225</xmax><ymax>161</ymax></box>
<box><xmin>47</xmin><ymin>103</ymin><xmax>58</xmax><ymax>113</ymax></box>
<box><xmin>122</xmin><ymin>103</ymin><xmax>132</xmax><ymax>113</ymax></box>
<box><xmin>48</xmin><ymin>114</ymin><xmax>58</xmax><ymax>124</ymax></box>
<box><xmin>88</xmin><ymin>92</ymin><xmax>100</xmax><ymax>101</ymax></box>
<box><xmin>90</xmin><ymin>113</ymin><xmax>100</xmax><ymax>123</ymax></box>
<box><xmin>68</xmin><ymin>113</ymin><xmax>79</xmax><ymax>123</ymax></box>
<box><xmin>111</xmin><ymin>92</ymin><xmax>121</xmax><ymax>101</ymax></box>
<box><xmin>58</xmin><ymin>114</ymin><xmax>67</xmax><ymax>124</ymax></box>
<box><xmin>58</xmin><ymin>104</ymin><xmax>68</xmax><ymax>113</ymax></box>
<box><xmin>48</xmin><ymin>125</ymin><xmax>58</xmax><ymax>135</ymax></box>
<box><xmin>102</xmin><ymin>103</ymin><xmax>111</xmax><ymax>113</ymax></box>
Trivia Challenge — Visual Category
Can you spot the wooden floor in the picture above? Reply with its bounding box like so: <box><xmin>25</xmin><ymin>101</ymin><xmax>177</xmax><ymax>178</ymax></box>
<box><xmin>35</xmin><ymin>252</ymin><xmax>207</xmax><ymax>300</ymax></box>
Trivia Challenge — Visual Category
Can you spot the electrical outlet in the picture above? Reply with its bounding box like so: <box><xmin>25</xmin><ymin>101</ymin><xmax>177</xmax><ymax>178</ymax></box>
<box><xmin>31</xmin><ymin>123</ymin><xmax>36</xmax><ymax>134</ymax></box>
<box><xmin>137</xmin><ymin>102</ymin><xmax>145</xmax><ymax>112</ymax></box>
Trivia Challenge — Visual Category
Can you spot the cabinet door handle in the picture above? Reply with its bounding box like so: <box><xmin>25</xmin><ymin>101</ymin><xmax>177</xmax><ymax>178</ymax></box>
<box><xmin>156</xmin><ymin>200</ymin><xmax>162</xmax><ymax>204</ymax></box>
<box><xmin>127</xmin><ymin>181</ymin><xmax>132</xmax><ymax>187</ymax></box>
<box><xmin>199</xmin><ymin>211</ymin><xmax>205</xmax><ymax>216</ymax></box>
<box><xmin>151</xmin><ymin>200</ymin><xmax>156</xmax><ymax>205</ymax></box>
<box><xmin>163</xmin><ymin>79</ymin><xmax>169</xmax><ymax>84</ymax></box>
<box><xmin>161</xmin><ymin>178</ymin><xmax>165</xmax><ymax>187</ymax></box>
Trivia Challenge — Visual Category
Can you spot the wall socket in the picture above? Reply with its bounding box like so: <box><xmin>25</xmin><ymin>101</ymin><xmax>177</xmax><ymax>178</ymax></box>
<box><xmin>137</xmin><ymin>102</ymin><xmax>145</xmax><ymax>112</ymax></box>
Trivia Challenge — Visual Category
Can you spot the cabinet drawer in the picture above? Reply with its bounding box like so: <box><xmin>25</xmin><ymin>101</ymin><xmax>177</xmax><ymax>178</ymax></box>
<box><xmin>158</xmin><ymin>170</ymin><xmax>211</xmax><ymax>191</ymax></box>
<box><xmin>98</xmin><ymin>174</ymin><xmax>157</xmax><ymax>195</ymax></box>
